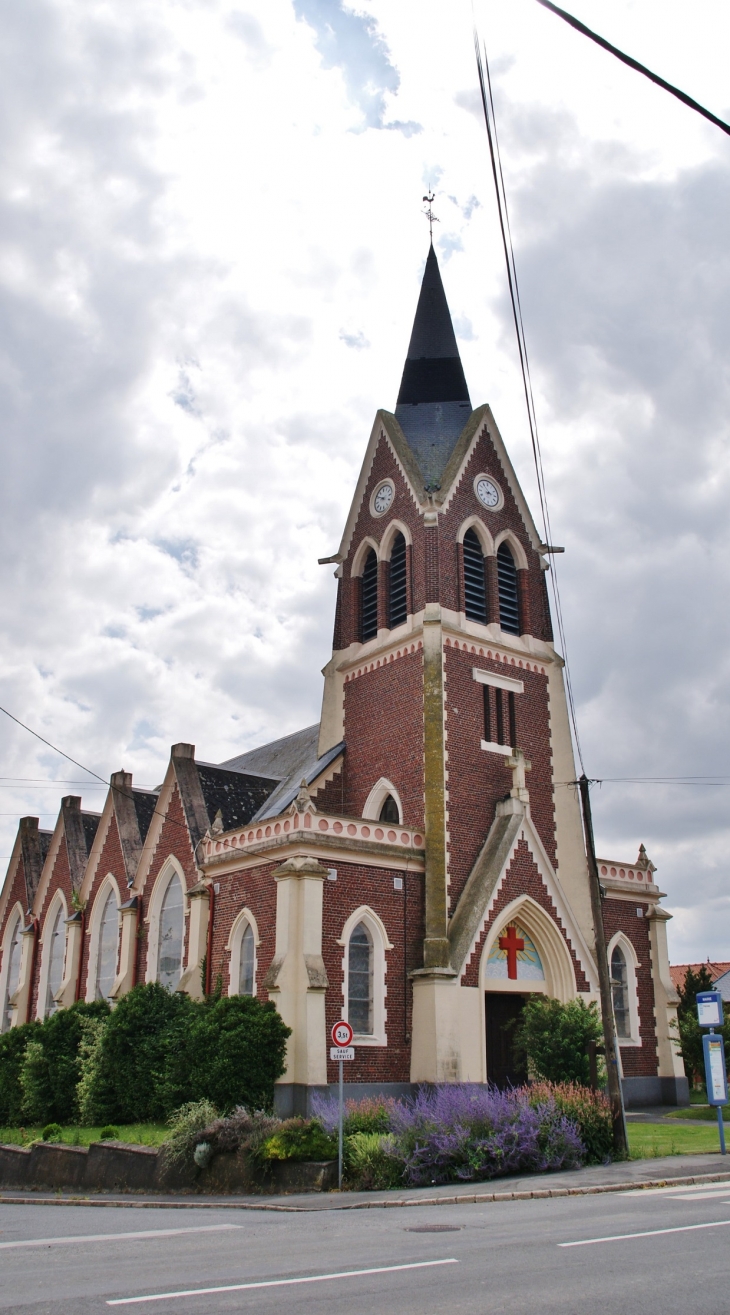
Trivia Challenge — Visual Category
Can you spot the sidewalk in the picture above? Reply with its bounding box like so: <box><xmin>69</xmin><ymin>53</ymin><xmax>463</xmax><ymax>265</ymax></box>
<box><xmin>2</xmin><ymin>1152</ymin><xmax>729</xmax><ymax>1212</ymax></box>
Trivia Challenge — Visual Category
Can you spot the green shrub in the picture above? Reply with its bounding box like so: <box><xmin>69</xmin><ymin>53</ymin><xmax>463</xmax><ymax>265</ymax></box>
<box><xmin>75</xmin><ymin>1016</ymin><xmax>108</xmax><ymax>1125</ymax></box>
<box><xmin>162</xmin><ymin>995</ymin><xmax>291</xmax><ymax>1115</ymax></box>
<box><xmin>18</xmin><ymin>1001</ymin><xmax>110</xmax><ymax>1126</ymax></box>
<box><xmin>526</xmin><ymin>1081</ymin><xmax>613</xmax><ymax>1164</ymax></box>
<box><xmin>99</xmin><ymin>1125</ymin><xmax>119</xmax><ymax>1141</ymax></box>
<box><xmin>0</xmin><ymin>1023</ymin><xmax>40</xmax><ymax>1124</ymax></box>
<box><xmin>345</xmin><ymin>1132</ymin><xmax>403</xmax><ymax>1189</ymax></box>
<box><xmin>343</xmin><ymin>1097</ymin><xmax>394</xmax><ymax>1135</ymax></box>
<box><xmin>258</xmin><ymin>1118</ymin><xmax>337</xmax><ymax>1162</ymax></box>
<box><xmin>162</xmin><ymin>1100</ymin><xmax>219</xmax><ymax>1169</ymax></box>
<box><xmin>84</xmin><ymin>984</ymin><xmax>193</xmax><ymax>1124</ymax></box>
<box><xmin>41</xmin><ymin>1122</ymin><xmax>63</xmax><ymax>1142</ymax></box>
<box><xmin>514</xmin><ymin>996</ymin><xmax>604</xmax><ymax>1086</ymax></box>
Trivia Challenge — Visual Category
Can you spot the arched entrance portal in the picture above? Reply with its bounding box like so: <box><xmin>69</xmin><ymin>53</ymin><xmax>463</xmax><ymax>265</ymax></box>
<box><xmin>480</xmin><ymin>897</ymin><xmax>577</xmax><ymax>1088</ymax></box>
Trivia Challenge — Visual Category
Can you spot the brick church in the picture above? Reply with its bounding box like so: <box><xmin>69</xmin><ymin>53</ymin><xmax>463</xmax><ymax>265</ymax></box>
<box><xmin>0</xmin><ymin>246</ymin><xmax>687</xmax><ymax>1112</ymax></box>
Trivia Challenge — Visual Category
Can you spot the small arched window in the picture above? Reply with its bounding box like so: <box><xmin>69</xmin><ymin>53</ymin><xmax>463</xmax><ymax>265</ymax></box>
<box><xmin>2</xmin><ymin>914</ymin><xmax>22</xmax><ymax>1033</ymax></box>
<box><xmin>360</xmin><ymin>548</ymin><xmax>378</xmax><ymax>642</ymax></box>
<box><xmin>611</xmin><ymin>945</ymin><xmax>631</xmax><ymax>1039</ymax></box>
<box><xmin>95</xmin><ymin>890</ymin><xmax>119</xmax><ymax>1002</ymax></box>
<box><xmin>45</xmin><ymin>906</ymin><xmax>66</xmax><ymax>1017</ymax></box>
<box><xmin>463</xmin><ymin>529</ymin><xmax>487</xmax><ymax>623</ymax></box>
<box><xmin>238</xmin><ymin>924</ymin><xmax>255</xmax><ymax>996</ymax></box>
<box><xmin>348</xmin><ymin>921</ymin><xmax>373</xmax><ymax>1035</ymax></box>
<box><xmin>379</xmin><ymin>794</ymin><xmax>399</xmax><ymax>824</ymax></box>
<box><xmin>497</xmin><ymin>542</ymin><xmax>520</xmax><ymax>634</ymax></box>
<box><xmin>157</xmin><ymin>875</ymin><xmax>184</xmax><ymax>991</ymax></box>
<box><xmin>388</xmin><ymin>532</ymin><xmax>407</xmax><ymax>629</ymax></box>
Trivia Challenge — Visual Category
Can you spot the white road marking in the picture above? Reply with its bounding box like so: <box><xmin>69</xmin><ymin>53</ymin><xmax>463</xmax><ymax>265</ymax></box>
<box><xmin>560</xmin><ymin>1219</ymin><xmax>730</xmax><ymax>1248</ymax></box>
<box><xmin>106</xmin><ymin>1258</ymin><xmax>460</xmax><ymax>1305</ymax></box>
<box><xmin>0</xmin><ymin>1225</ymin><xmax>242</xmax><ymax>1251</ymax></box>
<box><xmin>621</xmin><ymin>1180</ymin><xmax>730</xmax><ymax>1198</ymax></box>
<box><xmin>670</xmin><ymin>1192</ymin><xmax>730</xmax><ymax>1202</ymax></box>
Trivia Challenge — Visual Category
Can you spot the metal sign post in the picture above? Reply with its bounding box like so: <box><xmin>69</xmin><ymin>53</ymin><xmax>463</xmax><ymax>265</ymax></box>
<box><xmin>330</xmin><ymin>1021</ymin><xmax>354</xmax><ymax>1187</ymax></box>
<box><xmin>697</xmin><ymin>991</ymin><xmax>727</xmax><ymax>1156</ymax></box>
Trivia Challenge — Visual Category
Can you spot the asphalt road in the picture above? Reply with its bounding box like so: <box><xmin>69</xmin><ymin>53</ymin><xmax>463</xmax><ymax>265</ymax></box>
<box><xmin>2</xmin><ymin>1181</ymin><xmax>730</xmax><ymax>1314</ymax></box>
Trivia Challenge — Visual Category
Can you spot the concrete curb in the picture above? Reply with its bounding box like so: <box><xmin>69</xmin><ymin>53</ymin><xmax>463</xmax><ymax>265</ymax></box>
<box><xmin>2</xmin><ymin>1169</ymin><xmax>730</xmax><ymax>1213</ymax></box>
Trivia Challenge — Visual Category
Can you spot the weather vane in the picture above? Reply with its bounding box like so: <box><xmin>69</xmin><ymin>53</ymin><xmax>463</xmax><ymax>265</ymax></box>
<box><xmin>422</xmin><ymin>191</ymin><xmax>439</xmax><ymax>242</ymax></box>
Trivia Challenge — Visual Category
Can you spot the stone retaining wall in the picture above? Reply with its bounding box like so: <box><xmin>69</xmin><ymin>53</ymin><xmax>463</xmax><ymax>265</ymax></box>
<box><xmin>0</xmin><ymin>1141</ymin><xmax>337</xmax><ymax>1195</ymax></box>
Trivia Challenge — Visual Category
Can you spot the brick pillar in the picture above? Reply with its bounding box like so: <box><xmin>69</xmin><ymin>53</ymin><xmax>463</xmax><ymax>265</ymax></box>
<box><xmin>378</xmin><ymin>559</ymin><xmax>390</xmax><ymax>632</ymax></box>
<box><xmin>424</xmin><ymin>512</ymin><xmax>440</xmax><ymax>602</ymax></box>
<box><xmin>486</xmin><ymin>555</ymin><xmax>499</xmax><ymax>625</ymax></box>
<box><xmin>517</xmin><ymin>569</ymin><xmax>531</xmax><ymax>636</ymax></box>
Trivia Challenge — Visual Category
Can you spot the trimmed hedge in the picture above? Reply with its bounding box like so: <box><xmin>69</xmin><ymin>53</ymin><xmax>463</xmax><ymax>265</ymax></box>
<box><xmin>0</xmin><ymin>1023</ymin><xmax>40</xmax><ymax>1124</ymax></box>
<box><xmin>18</xmin><ymin>1001</ymin><xmax>110</xmax><ymax>1125</ymax></box>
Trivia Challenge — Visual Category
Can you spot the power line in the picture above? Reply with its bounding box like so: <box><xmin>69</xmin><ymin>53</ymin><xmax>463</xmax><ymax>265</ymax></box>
<box><xmin>473</xmin><ymin>30</ymin><xmax>585</xmax><ymax>773</ymax></box>
<box><xmin>0</xmin><ymin>705</ymin><xmax>106</xmax><ymax>784</ymax></box>
<box><xmin>532</xmin><ymin>0</ymin><xmax>730</xmax><ymax>138</ymax></box>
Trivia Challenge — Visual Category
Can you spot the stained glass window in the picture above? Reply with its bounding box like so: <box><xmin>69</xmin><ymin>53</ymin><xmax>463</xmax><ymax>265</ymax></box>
<box><xmin>239</xmin><ymin>923</ymin><xmax>255</xmax><ymax>996</ymax></box>
<box><xmin>45</xmin><ymin>906</ymin><xmax>66</xmax><ymax>1017</ymax></box>
<box><xmin>95</xmin><ymin>891</ymin><xmax>119</xmax><ymax>1002</ymax></box>
<box><xmin>158</xmin><ymin>876</ymin><xmax>184</xmax><ymax>990</ymax></box>
<box><xmin>1</xmin><ymin>915</ymin><xmax>22</xmax><ymax>1032</ymax></box>
<box><xmin>348</xmin><ymin>922</ymin><xmax>373</xmax><ymax>1035</ymax></box>
<box><xmin>611</xmin><ymin>945</ymin><xmax>631</xmax><ymax>1038</ymax></box>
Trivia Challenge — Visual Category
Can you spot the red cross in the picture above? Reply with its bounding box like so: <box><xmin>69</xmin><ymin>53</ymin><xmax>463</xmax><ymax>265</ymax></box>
<box><xmin>499</xmin><ymin>925</ymin><xmax>525</xmax><ymax>980</ymax></box>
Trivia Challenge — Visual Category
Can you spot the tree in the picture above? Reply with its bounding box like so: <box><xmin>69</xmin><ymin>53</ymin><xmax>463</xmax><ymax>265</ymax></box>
<box><xmin>163</xmin><ymin>995</ymin><xmax>291</xmax><ymax>1114</ymax></box>
<box><xmin>675</xmin><ymin>966</ymin><xmax>730</xmax><ymax>1087</ymax></box>
<box><xmin>514</xmin><ymin>996</ymin><xmax>604</xmax><ymax>1086</ymax></box>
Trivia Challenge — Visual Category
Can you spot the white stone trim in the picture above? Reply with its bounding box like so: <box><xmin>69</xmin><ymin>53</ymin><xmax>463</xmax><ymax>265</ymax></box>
<box><xmin>226</xmin><ymin>907</ymin><xmax>260</xmax><ymax>997</ymax></box>
<box><xmin>337</xmin><ymin>905</ymin><xmax>392</xmax><ymax>1046</ymax></box>
<box><xmin>607</xmin><ymin>931</ymin><xmax>642</xmax><ymax>1047</ymax></box>
<box><xmin>379</xmin><ymin>518</ymin><xmax>412</xmax><ymax>558</ymax></box>
<box><xmin>350</xmin><ymin>536</ymin><xmax>380</xmax><ymax>579</ymax></box>
<box><xmin>36</xmin><ymin>891</ymin><xmax>69</xmax><ymax>1019</ymax></box>
<box><xmin>481</xmin><ymin>741</ymin><xmax>514</xmax><ymax>756</ymax></box>
<box><xmin>202</xmin><ymin>810</ymin><xmax>424</xmax><ymax>865</ymax></box>
<box><xmin>494</xmin><ymin>527</ymin><xmax>529</xmax><ymax>571</ymax></box>
<box><xmin>362</xmin><ymin>778</ymin><xmax>404</xmax><ymax>824</ymax></box>
<box><xmin>84</xmin><ymin>875</ymin><xmax>122</xmax><ymax>1003</ymax></box>
<box><xmin>457</xmin><ymin>515</ymin><xmax>495</xmax><ymax>555</ymax></box>
<box><xmin>480</xmin><ymin>895</ymin><xmax>576</xmax><ymax>1002</ymax></box>
<box><xmin>0</xmin><ymin>902</ymin><xmax>24</xmax><ymax>1031</ymax></box>
<box><xmin>144</xmin><ymin>859</ymin><xmax>187</xmax><ymax>986</ymax></box>
<box><xmin>472</xmin><ymin>667</ymin><xmax>524</xmax><ymax>694</ymax></box>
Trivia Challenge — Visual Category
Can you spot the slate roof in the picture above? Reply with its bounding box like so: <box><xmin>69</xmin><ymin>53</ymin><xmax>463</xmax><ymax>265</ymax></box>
<box><xmin>132</xmin><ymin>790</ymin><xmax>159</xmax><ymax>842</ymax></box>
<box><xmin>196</xmin><ymin>764</ymin><xmax>279</xmax><ymax>833</ymax></box>
<box><xmin>218</xmin><ymin>724</ymin><xmax>345</xmax><ymax>822</ymax></box>
<box><xmin>394</xmin><ymin>244</ymin><xmax>473</xmax><ymax>491</ymax></box>
<box><xmin>81</xmin><ymin>813</ymin><xmax>102</xmax><ymax>852</ymax></box>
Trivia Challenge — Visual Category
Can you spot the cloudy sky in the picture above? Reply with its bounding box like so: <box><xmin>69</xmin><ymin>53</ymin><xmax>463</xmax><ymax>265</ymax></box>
<box><xmin>1</xmin><ymin>0</ymin><xmax>728</xmax><ymax>962</ymax></box>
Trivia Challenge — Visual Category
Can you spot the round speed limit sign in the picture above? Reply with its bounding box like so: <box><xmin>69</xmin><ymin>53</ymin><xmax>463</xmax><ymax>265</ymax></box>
<box><xmin>332</xmin><ymin>1020</ymin><xmax>353</xmax><ymax>1047</ymax></box>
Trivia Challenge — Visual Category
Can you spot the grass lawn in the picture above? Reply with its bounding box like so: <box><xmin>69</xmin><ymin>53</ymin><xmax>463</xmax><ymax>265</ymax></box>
<box><xmin>665</xmin><ymin>1104</ymin><xmax>730</xmax><ymax>1122</ymax></box>
<box><xmin>628</xmin><ymin>1120</ymin><xmax>729</xmax><ymax>1158</ymax></box>
<box><xmin>0</xmin><ymin>1124</ymin><xmax>167</xmax><ymax>1147</ymax></box>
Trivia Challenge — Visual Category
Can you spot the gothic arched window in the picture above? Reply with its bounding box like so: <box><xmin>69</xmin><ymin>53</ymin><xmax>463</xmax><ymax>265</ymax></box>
<box><xmin>45</xmin><ymin>906</ymin><xmax>66</xmax><ymax>1017</ymax></box>
<box><xmin>611</xmin><ymin>944</ymin><xmax>631</xmax><ymax>1039</ymax></box>
<box><xmin>238</xmin><ymin>923</ymin><xmax>255</xmax><ymax>996</ymax></box>
<box><xmin>379</xmin><ymin>794</ymin><xmax>399</xmax><ymax>824</ymax></box>
<box><xmin>348</xmin><ymin>921</ymin><xmax>373</xmax><ymax>1035</ymax></box>
<box><xmin>157</xmin><ymin>875</ymin><xmax>184</xmax><ymax>991</ymax></box>
<box><xmin>360</xmin><ymin>548</ymin><xmax>378</xmax><ymax>642</ymax></box>
<box><xmin>463</xmin><ymin>528</ymin><xmax>487</xmax><ymax>623</ymax></box>
<box><xmin>1</xmin><ymin>913</ymin><xmax>22</xmax><ymax>1032</ymax></box>
<box><xmin>388</xmin><ymin>532</ymin><xmax>407</xmax><ymax>629</ymax></box>
<box><xmin>95</xmin><ymin>890</ymin><xmax>119</xmax><ymax>1002</ymax></box>
<box><xmin>497</xmin><ymin>542</ymin><xmax>520</xmax><ymax>634</ymax></box>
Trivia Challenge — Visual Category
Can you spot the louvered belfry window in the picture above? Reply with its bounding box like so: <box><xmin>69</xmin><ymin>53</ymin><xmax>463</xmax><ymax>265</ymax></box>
<box><xmin>463</xmin><ymin>528</ymin><xmax>487</xmax><ymax>623</ymax></box>
<box><xmin>497</xmin><ymin>542</ymin><xmax>520</xmax><ymax>634</ymax></box>
<box><xmin>389</xmin><ymin>532</ymin><xmax>407</xmax><ymax>628</ymax></box>
<box><xmin>360</xmin><ymin>548</ymin><xmax>378</xmax><ymax>642</ymax></box>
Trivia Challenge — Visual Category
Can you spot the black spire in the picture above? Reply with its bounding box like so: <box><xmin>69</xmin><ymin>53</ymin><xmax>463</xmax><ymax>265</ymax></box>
<box><xmin>394</xmin><ymin>245</ymin><xmax>472</xmax><ymax>489</ymax></box>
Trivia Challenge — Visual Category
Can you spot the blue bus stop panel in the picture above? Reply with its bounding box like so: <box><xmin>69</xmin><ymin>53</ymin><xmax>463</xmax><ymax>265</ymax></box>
<box><xmin>703</xmin><ymin>1033</ymin><xmax>729</xmax><ymax>1106</ymax></box>
<box><xmin>697</xmin><ymin>992</ymin><xmax>724</xmax><ymax>1028</ymax></box>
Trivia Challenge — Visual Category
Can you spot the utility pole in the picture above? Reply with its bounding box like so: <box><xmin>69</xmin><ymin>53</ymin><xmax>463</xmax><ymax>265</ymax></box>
<box><xmin>578</xmin><ymin>774</ymin><xmax>629</xmax><ymax>1157</ymax></box>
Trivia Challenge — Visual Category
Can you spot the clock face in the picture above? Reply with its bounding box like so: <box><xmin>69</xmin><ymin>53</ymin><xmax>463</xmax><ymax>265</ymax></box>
<box><xmin>476</xmin><ymin>477</ymin><xmax>500</xmax><ymax>509</ymax></box>
<box><xmin>373</xmin><ymin>482</ymin><xmax>394</xmax><ymax>515</ymax></box>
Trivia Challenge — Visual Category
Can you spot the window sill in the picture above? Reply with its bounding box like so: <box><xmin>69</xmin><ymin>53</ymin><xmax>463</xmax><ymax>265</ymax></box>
<box><xmin>350</xmin><ymin>1034</ymin><xmax>387</xmax><ymax>1047</ymax></box>
<box><xmin>481</xmin><ymin>740</ymin><xmax>513</xmax><ymax>756</ymax></box>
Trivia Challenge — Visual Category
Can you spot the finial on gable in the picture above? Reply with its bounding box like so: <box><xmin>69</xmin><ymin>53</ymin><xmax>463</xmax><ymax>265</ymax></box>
<box><xmin>289</xmin><ymin>779</ymin><xmax>317</xmax><ymax>815</ymax></box>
